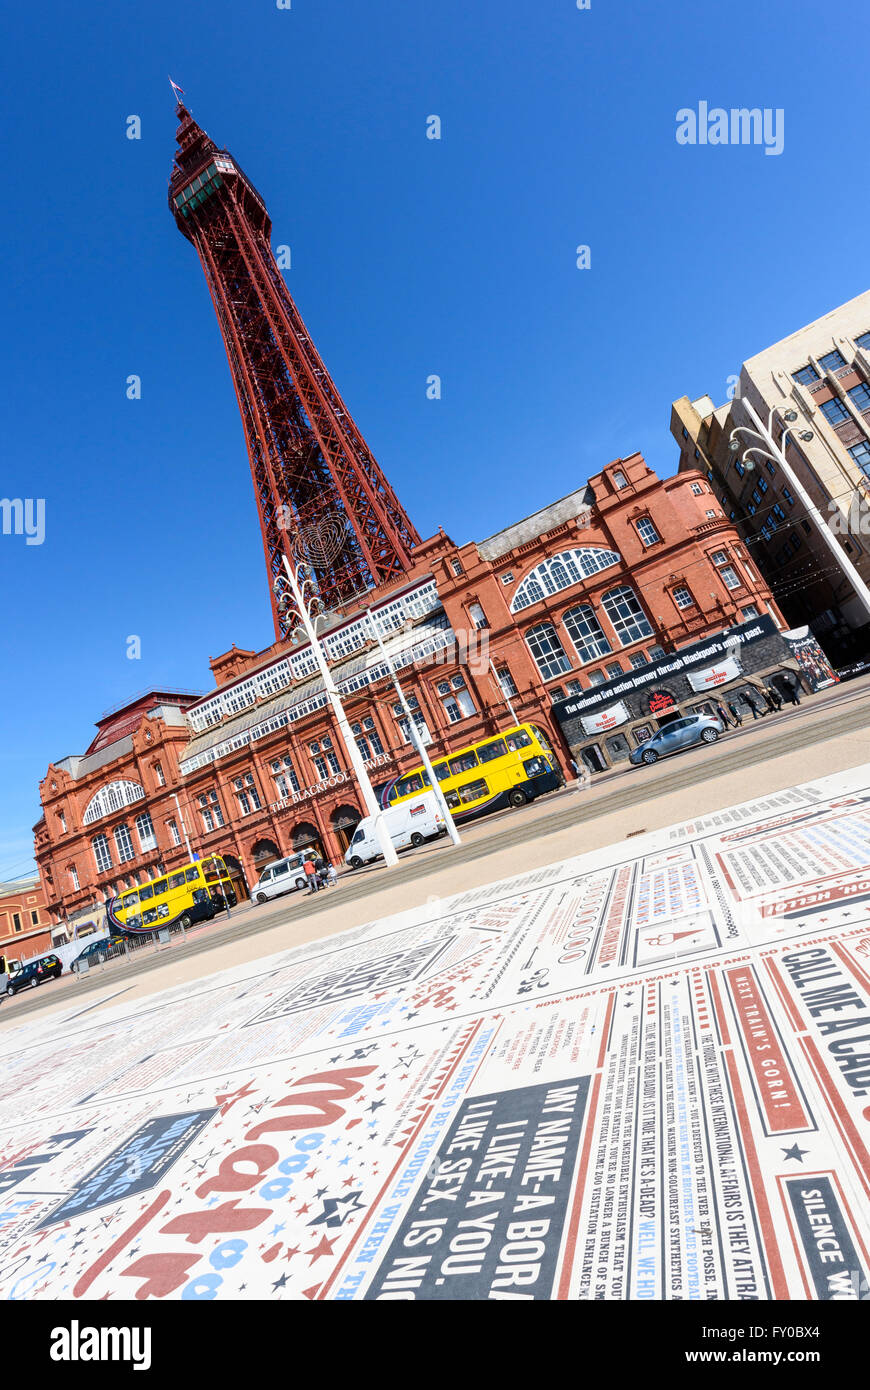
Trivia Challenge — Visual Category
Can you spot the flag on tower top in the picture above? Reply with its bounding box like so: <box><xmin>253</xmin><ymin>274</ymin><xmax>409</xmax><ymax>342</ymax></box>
<box><xmin>169</xmin><ymin>77</ymin><xmax>185</xmax><ymax>101</ymax></box>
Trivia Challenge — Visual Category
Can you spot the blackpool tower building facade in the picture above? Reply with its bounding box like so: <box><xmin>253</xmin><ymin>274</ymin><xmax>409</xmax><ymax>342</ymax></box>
<box><xmin>168</xmin><ymin>102</ymin><xmax>421</xmax><ymax>634</ymax></box>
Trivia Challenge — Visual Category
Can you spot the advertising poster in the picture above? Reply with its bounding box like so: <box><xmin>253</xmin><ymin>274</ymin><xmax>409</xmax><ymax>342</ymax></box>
<box><xmin>782</xmin><ymin>627</ymin><xmax>840</xmax><ymax>692</ymax></box>
<box><xmin>1</xmin><ymin>765</ymin><xmax>869</xmax><ymax>1302</ymax></box>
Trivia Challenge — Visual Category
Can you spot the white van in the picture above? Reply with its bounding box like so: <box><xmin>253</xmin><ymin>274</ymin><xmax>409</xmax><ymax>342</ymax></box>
<box><xmin>345</xmin><ymin>792</ymin><xmax>446</xmax><ymax>868</ymax></box>
<box><xmin>254</xmin><ymin>850</ymin><xmax>318</xmax><ymax>903</ymax></box>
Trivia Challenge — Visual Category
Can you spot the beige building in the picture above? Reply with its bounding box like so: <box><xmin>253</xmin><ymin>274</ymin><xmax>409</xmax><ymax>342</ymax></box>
<box><xmin>671</xmin><ymin>289</ymin><xmax>870</xmax><ymax>658</ymax></box>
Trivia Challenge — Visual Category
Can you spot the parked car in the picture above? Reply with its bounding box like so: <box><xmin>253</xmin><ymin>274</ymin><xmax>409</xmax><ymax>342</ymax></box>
<box><xmin>253</xmin><ymin>851</ymin><xmax>318</xmax><ymax>904</ymax></box>
<box><xmin>629</xmin><ymin>713</ymin><xmax>724</xmax><ymax>766</ymax></box>
<box><xmin>6</xmin><ymin>954</ymin><xmax>64</xmax><ymax>995</ymax></box>
<box><xmin>345</xmin><ymin>792</ymin><xmax>446</xmax><ymax>869</ymax></box>
<box><xmin>71</xmin><ymin>934</ymin><xmax>127</xmax><ymax>973</ymax></box>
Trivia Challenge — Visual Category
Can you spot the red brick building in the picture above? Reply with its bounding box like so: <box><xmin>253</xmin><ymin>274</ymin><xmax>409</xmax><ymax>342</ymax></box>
<box><xmin>0</xmin><ymin>876</ymin><xmax>52</xmax><ymax>963</ymax></box>
<box><xmin>34</xmin><ymin>453</ymin><xmax>784</xmax><ymax>928</ymax></box>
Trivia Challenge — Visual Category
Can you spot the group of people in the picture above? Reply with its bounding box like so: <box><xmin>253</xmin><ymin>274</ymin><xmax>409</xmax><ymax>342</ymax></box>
<box><xmin>302</xmin><ymin>855</ymin><xmax>338</xmax><ymax>894</ymax></box>
<box><xmin>715</xmin><ymin>681</ymin><xmax>800</xmax><ymax>728</ymax></box>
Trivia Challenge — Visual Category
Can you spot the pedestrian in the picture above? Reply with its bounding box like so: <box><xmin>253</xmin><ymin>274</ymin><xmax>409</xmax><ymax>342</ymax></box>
<box><xmin>727</xmin><ymin>700</ymin><xmax>743</xmax><ymax>727</ymax></box>
<box><xmin>326</xmin><ymin>863</ymin><xmax>338</xmax><ymax>887</ymax></box>
<box><xmin>785</xmin><ymin>681</ymin><xmax>802</xmax><ymax>707</ymax></box>
<box><xmin>303</xmin><ymin>857</ymin><xmax>318</xmax><ymax>894</ymax></box>
<box><xmin>715</xmin><ymin>701</ymin><xmax>734</xmax><ymax>729</ymax></box>
<box><xmin>768</xmin><ymin>687</ymin><xmax>783</xmax><ymax>711</ymax></box>
<box><xmin>762</xmin><ymin>687</ymin><xmax>778</xmax><ymax>714</ymax></box>
<box><xmin>745</xmin><ymin>693</ymin><xmax>764</xmax><ymax>720</ymax></box>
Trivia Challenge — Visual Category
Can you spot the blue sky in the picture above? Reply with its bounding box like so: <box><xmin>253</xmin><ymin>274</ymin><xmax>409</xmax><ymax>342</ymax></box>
<box><xmin>1</xmin><ymin>0</ymin><xmax>868</xmax><ymax>878</ymax></box>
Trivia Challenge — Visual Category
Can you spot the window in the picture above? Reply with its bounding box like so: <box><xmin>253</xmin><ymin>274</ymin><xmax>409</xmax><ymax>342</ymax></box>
<box><xmin>782</xmin><ymin>486</ymin><xmax>795</xmax><ymax>506</ymax></box>
<box><xmin>12</xmin><ymin>914</ymin><xmax>21</xmax><ymax>933</ymax></box>
<box><xmin>765</xmin><ymin>459</ymin><xmax>777</xmax><ymax>476</ymax></box>
<box><xmin>600</xmin><ymin>586</ymin><xmax>654</xmax><ymax>646</ymax></box>
<box><xmin>710</xmin><ymin>550</ymin><xmax>741</xmax><ymax>588</ymax></box>
<box><xmin>587</xmin><ymin>670</ymin><xmax>606</xmax><ymax>686</ymax></box>
<box><xmin>613</xmin><ymin>470</ymin><xmax>628</xmax><ymax>488</ymax></box>
<box><xmin>705</xmin><ymin>509</ymin><xmax>717</xmax><ymax>519</ymax></box>
<box><xmin>167</xmin><ymin>818</ymin><xmax>182</xmax><ymax>847</ymax></box>
<box><xmin>396</xmin><ymin>708</ymin><xmax>431</xmax><ymax>746</ymax></box>
<box><xmin>154</xmin><ymin>761</ymin><xmax>166</xmax><ymax>786</ymax></box>
<box><xmin>635</xmin><ymin>516</ymin><xmax>661</xmax><ymax>547</ymax></box>
<box><xmin>549</xmin><ymin>685</ymin><xmax>563</xmax><ymax>702</ymax></box>
<box><xmin>848</xmin><ymin>382</ymin><xmax>870</xmax><ymax>412</ymax></box>
<box><xmin>468</xmin><ymin>601</ymin><xmax>488</xmax><ymax>630</ymax></box>
<box><xmin>351</xmin><ymin>720</ymin><xmax>384</xmax><ymax>762</ymax></box>
<box><xmin>495</xmin><ymin>666</ymin><xmax>519</xmax><ymax>697</ymax></box>
<box><xmin>802</xmin><ymin>519</ymin><xmax>812</xmax><ymax>535</ymax></box>
<box><xmin>67</xmin><ymin>864</ymin><xmax>80</xmax><ymax>890</ymax></box>
<box><xmin>848</xmin><ymin>441</ymin><xmax>870</xmax><ymax>476</ymax></box>
<box><xmin>83</xmin><ymin>779</ymin><xmax>146</xmax><ymax>826</ymax></box>
<box><xmin>135</xmin><ymin>811</ymin><xmax>156</xmax><ymax>852</ymax></box>
<box><xmin>629</xmin><ymin>652</ymin><xmax>647</xmax><ymax>669</ymax></box>
<box><xmin>793</xmin><ymin>364</ymin><xmax>819</xmax><ymax>385</ymax></box>
<box><xmin>818</xmin><ymin>349</ymin><xmax>846</xmax><ymax>371</ymax></box>
<box><xmin>234</xmin><ymin>773</ymin><xmax>262</xmax><ymax>813</ymax></box>
<box><xmin>198</xmin><ymin>790</ymin><xmax>224</xmax><ymax>832</ymax></box>
<box><xmin>92</xmin><ymin>834</ymin><xmax>112</xmax><ymax>872</ymax></box>
<box><xmin>437</xmin><ymin>677</ymin><xmax>476</xmax><ymax>723</ymax></box>
<box><xmin>451</xmin><ymin>559</ymin><xmax>463</xmax><ymax>576</ymax></box>
<box><xmin>58</xmin><ymin>809</ymin><xmax>66</xmax><ymax>833</ymax></box>
<box><xmin>734</xmin><ymin>459</ymin><xmax>745</xmax><ymax>478</ymax></box>
<box><xmin>820</xmin><ymin>397</ymin><xmax>849</xmax><ymax>425</ymax></box>
<box><xmin>562</xmin><ymin>604</ymin><xmax>612</xmax><ymax>664</ymax></box>
<box><xmin>693</xmin><ymin>449</ymin><xmax>700</xmax><ymax>460</ymax></box>
<box><xmin>672</xmin><ymin>586</ymin><xmax>695</xmax><ymax>610</ymax></box>
<box><xmin>605</xmin><ymin>662</ymin><xmax>623</xmax><ymax>679</ymax></box>
<box><xmin>772</xmin><ymin>504</ymin><xmax>786</xmax><ymax>524</ymax></box>
<box><xmin>511</xmin><ymin>548</ymin><xmax>621</xmax><ymax>612</ymax></box>
<box><xmin>565</xmin><ymin>679</ymin><xmax>583</xmax><ymax>694</ymax></box>
<box><xmin>741</xmin><ymin>605</ymin><xmax>760</xmax><ymax>619</ymax></box>
<box><xmin>113</xmin><ymin>824</ymin><xmax>135</xmax><ymax>863</ymax></box>
<box><xmin>309</xmin><ymin>741</ymin><xmax>340</xmax><ymax>777</ymax></box>
<box><xmin>270</xmin><ymin>754</ymin><xmax>302</xmax><ymax>792</ymax></box>
<box><xmin>647</xmin><ymin>646</ymin><xmax>666</xmax><ymax>660</ymax></box>
<box><xmin>690</xmin><ymin>483</ymin><xmax>703</xmax><ymax>495</ymax></box>
<box><xmin>856</xmin><ymin>331</ymin><xmax>870</xmax><ymax>351</ymax></box>
<box><xmin>525</xmin><ymin>622</ymin><xmax>572</xmax><ymax>680</ymax></box>
<box><xmin>500</xmin><ymin>571</ymin><xmax>514</xmax><ymax>585</ymax></box>
<box><xmin>681</xmin><ymin>427</ymin><xmax>689</xmax><ymax>440</ymax></box>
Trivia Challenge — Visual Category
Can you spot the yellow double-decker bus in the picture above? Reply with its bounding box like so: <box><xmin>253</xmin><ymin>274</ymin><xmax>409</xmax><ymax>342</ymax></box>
<box><xmin>385</xmin><ymin>723</ymin><xmax>563</xmax><ymax>824</ymax></box>
<box><xmin>107</xmin><ymin>855</ymin><xmax>236</xmax><ymax>937</ymax></box>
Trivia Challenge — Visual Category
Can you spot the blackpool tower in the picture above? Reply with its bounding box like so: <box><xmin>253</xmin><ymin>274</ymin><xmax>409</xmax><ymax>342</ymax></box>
<box><xmin>168</xmin><ymin>102</ymin><xmax>421</xmax><ymax>637</ymax></box>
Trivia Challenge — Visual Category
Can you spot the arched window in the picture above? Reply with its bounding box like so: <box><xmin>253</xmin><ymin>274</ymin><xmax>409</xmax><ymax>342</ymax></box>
<box><xmin>562</xmin><ymin>604</ymin><xmax>612</xmax><ymax>664</ymax></box>
<box><xmin>600</xmin><ymin>586</ymin><xmax>654</xmax><ymax>646</ymax></box>
<box><xmin>83</xmin><ymin>780</ymin><xmax>146</xmax><ymax>826</ymax></box>
<box><xmin>511</xmin><ymin>548</ymin><xmax>621</xmax><ymax>613</ymax></box>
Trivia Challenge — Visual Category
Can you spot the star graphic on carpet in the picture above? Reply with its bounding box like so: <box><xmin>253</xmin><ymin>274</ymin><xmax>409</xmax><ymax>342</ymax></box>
<box><xmin>368</xmin><ymin>1099</ymin><xmax>386</xmax><ymax>1113</ymax></box>
<box><xmin>350</xmin><ymin>1045</ymin><xmax>378</xmax><ymax>1059</ymax></box>
<box><xmin>307</xmin><ymin>1191</ymin><xmax>366</xmax><ymax>1229</ymax></box>
<box><xmin>271</xmin><ymin>1272</ymin><xmax>290</xmax><ymax>1291</ymax></box>
<box><xmin>305</xmin><ymin>1233</ymin><xmax>339</xmax><ymax>1264</ymax></box>
<box><xmin>781</xmin><ymin>1143</ymin><xmax>809</xmax><ymax>1162</ymax></box>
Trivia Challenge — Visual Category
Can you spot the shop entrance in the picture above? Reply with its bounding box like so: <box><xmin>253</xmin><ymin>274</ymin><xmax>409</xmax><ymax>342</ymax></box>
<box><xmin>331</xmin><ymin>804</ymin><xmax>362</xmax><ymax>855</ymax></box>
<box><xmin>222</xmin><ymin>854</ymin><xmax>249</xmax><ymax>902</ymax></box>
<box><xmin>580</xmin><ymin>744</ymin><xmax>607</xmax><ymax>774</ymax></box>
<box><xmin>292</xmin><ymin>821</ymin><xmax>326</xmax><ymax>862</ymax></box>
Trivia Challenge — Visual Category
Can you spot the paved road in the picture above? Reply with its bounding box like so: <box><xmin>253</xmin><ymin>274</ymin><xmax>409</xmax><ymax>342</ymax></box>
<box><xmin>4</xmin><ymin>678</ymin><xmax>870</xmax><ymax>1024</ymax></box>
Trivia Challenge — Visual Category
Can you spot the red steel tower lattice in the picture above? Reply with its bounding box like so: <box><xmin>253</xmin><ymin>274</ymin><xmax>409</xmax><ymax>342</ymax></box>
<box><xmin>168</xmin><ymin>104</ymin><xmax>420</xmax><ymax>637</ymax></box>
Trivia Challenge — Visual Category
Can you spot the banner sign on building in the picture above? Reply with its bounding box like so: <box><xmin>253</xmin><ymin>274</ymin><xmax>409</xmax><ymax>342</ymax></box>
<box><xmin>579</xmin><ymin>701</ymin><xmax>630</xmax><ymax>735</ymax></box>
<box><xmin>552</xmin><ymin>615</ymin><xmax>777</xmax><ymax>719</ymax></box>
<box><xmin>687</xmin><ymin>655</ymin><xmax>743</xmax><ymax>691</ymax></box>
<box><xmin>782</xmin><ymin>626</ymin><xmax>840</xmax><ymax>692</ymax></box>
<box><xmin>646</xmin><ymin>688</ymin><xmax>678</xmax><ymax>715</ymax></box>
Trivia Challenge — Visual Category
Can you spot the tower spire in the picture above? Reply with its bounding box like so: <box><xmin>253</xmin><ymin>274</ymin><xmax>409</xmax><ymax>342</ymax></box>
<box><xmin>168</xmin><ymin>108</ymin><xmax>420</xmax><ymax>637</ymax></box>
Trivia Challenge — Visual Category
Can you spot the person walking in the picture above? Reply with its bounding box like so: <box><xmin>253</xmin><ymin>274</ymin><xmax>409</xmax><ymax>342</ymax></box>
<box><xmin>727</xmin><ymin>699</ymin><xmax>743</xmax><ymax>727</ymax></box>
<box><xmin>303</xmin><ymin>857</ymin><xmax>318</xmax><ymax>894</ymax></box>
<box><xmin>745</xmin><ymin>692</ymin><xmax>765</xmax><ymax>720</ymax></box>
<box><xmin>785</xmin><ymin>680</ymin><xmax>802</xmax><ymax>707</ymax></box>
<box><xmin>762</xmin><ymin>687</ymin><xmax>779</xmax><ymax>714</ymax></box>
<box><xmin>326</xmin><ymin>863</ymin><xmax>338</xmax><ymax>888</ymax></box>
<box><xmin>715</xmin><ymin>701</ymin><xmax>735</xmax><ymax>729</ymax></box>
<box><xmin>769</xmin><ymin>686</ymin><xmax>783</xmax><ymax>711</ymax></box>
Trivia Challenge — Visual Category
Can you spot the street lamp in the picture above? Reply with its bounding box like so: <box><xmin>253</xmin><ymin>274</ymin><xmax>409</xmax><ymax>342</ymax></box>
<box><xmin>727</xmin><ymin>397</ymin><xmax>870</xmax><ymax>623</ymax></box>
<box><xmin>273</xmin><ymin>556</ymin><xmax>399</xmax><ymax>868</ymax></box>
<box><xmin>365</xmin><ymin>609</ymin><xmax>462</xmax><ymax>847</ymax></box>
